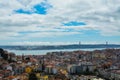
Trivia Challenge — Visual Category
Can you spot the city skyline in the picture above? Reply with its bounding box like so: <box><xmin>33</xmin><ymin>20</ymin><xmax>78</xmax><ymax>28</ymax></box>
<box><xmin>0</xmin><ymin>0</ymin><xmax>120</xmax><ymax>45</ymax></box>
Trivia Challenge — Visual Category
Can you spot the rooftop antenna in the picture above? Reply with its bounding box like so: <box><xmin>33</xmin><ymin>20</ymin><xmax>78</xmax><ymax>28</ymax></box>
<box><xmin>22</xmin><ymin>53</ymin><xmax>24</xmax><ymax>61</ymax></box>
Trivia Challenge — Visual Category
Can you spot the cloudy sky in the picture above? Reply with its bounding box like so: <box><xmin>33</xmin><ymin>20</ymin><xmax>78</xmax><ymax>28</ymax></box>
<box><xmin>0</xmin><ymin>0</ymin><xmax>120</xmax><ymax>45</ymax></box>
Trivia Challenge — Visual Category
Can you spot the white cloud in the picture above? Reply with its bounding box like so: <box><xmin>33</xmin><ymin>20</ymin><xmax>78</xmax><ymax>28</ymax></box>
<box><xmin>47</xmin><ymin>0</ymin><xmax>120</xmax><ymax>36</ymax></box>
<box><xmin>0</xmin><ymin>0</ymin><xmax>120</xmax><ymax>44</ymax></box>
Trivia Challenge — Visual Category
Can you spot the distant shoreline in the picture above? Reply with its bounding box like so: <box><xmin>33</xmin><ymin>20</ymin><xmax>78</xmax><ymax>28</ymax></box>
<box><xmin>0</xmin><ymin>44</ymin><xmax>120</xmax><ymax>50</ymax></box>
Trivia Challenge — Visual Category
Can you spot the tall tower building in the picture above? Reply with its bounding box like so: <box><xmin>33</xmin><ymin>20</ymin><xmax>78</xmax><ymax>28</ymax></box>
<box><xmin>79</xmin><ymin>41</ymin><xmax>81</xmax><ymax>45</ymax></box>
<box><xmin>106</xmin><ymin>41</ymin><xmax>108</xmax><ymax>45</ymax></box>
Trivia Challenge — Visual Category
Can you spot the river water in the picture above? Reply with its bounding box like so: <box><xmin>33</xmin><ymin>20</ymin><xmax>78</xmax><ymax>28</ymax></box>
<box><xmin>7</xmin><ymin>48</ymin><xmax>107</xmax><ymax>55</ymax></box>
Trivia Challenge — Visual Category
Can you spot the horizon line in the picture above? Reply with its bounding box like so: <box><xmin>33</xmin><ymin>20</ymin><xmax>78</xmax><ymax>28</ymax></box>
<box><xmin>0</xmin><ymin>43</ymin><xmax>120</xmax><ymax>46</ymax></box>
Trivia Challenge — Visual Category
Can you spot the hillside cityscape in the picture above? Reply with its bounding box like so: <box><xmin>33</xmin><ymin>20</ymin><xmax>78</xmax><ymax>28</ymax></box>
<box><xmin>0</xmin><ymin>48</ymin><xmax>120</xmax><ymax>80</ymax></box>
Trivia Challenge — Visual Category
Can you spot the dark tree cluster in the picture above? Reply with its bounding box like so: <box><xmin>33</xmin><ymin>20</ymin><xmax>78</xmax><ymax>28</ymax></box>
<box><xmin>0</xmin><ymin>48</ymin><xmax>16</xmax><ymax>63</ymax></box>
<box><xmin>29</xmin><ymin>72</ymin><xmax>38</xmax><ymax>80</ymax></box>
<box><xmin>0</xmin><ymin>48</ymin><xmax>8</xmax><ymax>60</ymax></box>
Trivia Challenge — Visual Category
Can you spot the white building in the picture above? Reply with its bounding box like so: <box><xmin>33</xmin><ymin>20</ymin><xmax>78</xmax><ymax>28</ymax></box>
<box><xmin>68</xmin><ymin>62</ymin><xmax>95</xmax><ymax>74</ymax></box>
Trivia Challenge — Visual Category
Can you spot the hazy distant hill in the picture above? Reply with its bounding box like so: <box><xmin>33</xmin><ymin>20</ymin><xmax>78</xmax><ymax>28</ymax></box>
<box><xmin>0</xmin><ymin>44</ymin><xmax>120</xmax><ymax>50</ymax></box>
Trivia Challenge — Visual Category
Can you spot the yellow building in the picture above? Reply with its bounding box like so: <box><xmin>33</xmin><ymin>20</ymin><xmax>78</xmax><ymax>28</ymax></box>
<box><xmin>25</xmin><ymin>66</ymin><xmax>32</xmax><ymax>74</ymax></box>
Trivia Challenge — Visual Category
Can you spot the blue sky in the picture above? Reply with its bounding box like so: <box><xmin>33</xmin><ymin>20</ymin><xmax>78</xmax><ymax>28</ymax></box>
<box><xmin>0</xmin><ymin>0</ymin><xmax>120</xmax><ymax>45</ymax></box>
